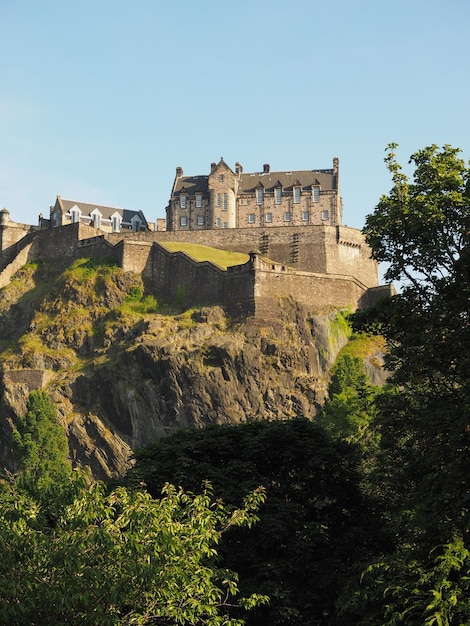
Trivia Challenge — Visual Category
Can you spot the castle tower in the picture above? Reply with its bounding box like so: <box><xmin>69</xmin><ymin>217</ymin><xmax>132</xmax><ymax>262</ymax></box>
<box><xmin>207</xmin><ymin>158</ymin><xmax>237</xmax><ymax>229</ymax></box>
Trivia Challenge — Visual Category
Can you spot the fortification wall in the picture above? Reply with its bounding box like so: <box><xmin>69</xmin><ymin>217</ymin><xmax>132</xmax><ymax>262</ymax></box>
<box><xmin>0</xmin><ymin>219</ymin><xmax>384</xmax><ymax>317</ymax></box>
<box><xmin>147</xmin><ymin>244</ymin><xmax>255</xmax><ymax>314</ymax></box>
<box><xmin>35</xmin><ymin>222</ymin><xmax>100</xmax><ymax>262</ymax></box>
<box><xmin>104</xmin><ymin>224</ymin><xmax>377</xmax><ymax>288</ymax></box>
<box><xmin>0</xmin><ymin>212</ymin><xmax>38</xmax><ymax>252</ymax></box>
<box><xmin>3</xmin><ymin>369</ymin><xmax>52</xmax><ymax>391</ymax></box>
<box><xmin>141</xmin><ymin>247</ymin><xmax>374</xmax><ymax>318</ymax></box>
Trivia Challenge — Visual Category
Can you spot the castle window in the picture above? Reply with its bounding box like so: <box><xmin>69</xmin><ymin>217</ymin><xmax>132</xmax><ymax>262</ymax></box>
<box><xmin>313</xmin><ymin>186</ymin><xmax>320</xmax><ymax>203</ymax></box>
<box><xmin>293</xmin><ymin>187</ymin><xmax>301</xmax><ymax>204</ymax></box>
<box><xmin>302</xmin><ymin>211</ymin><xmax>310</xmax><ymax>222</ymax></box>
<box><xmin>275</xmin><ymin>187</ymin><xmax>282</xmax><ymax>205</ymax></box>
<box><xmin>219</xmin><ymin>174</ymin><xmax>224</xmax><ymax>182</ymax></box>
<box><xmin>197</xmin><ymin>215</ymin><xmax>204</xmax><ymax>225</ymax></box>
<box><xmin>195</xmin><ymin>194</ymin><xmax>202</xmax><ymax>208</ymax></box>
<box><xmin>256</xmin><ymin>188</ymin><xmax>263</xmax><ymax>205</ymax></box>
<box><xmin>131</xmin><ymin>216</ymin><xmax>142</xmax><ymax>232</ymax></box>
<box><xmin>284</xmin><ymin>212</ymin><xmax>291</xmax><ymax>222</ymax></box>
<box><xmin>216</xmin><ymin>193</ymin><xmax>221</xmax><ymax>207</ymax></box>
<box><xmin>223</xmin><ymin>222</ymin><xmax>228</xmax><ymax>229</ymax></box>
<box><xmin>92</xmin><ymin>212</ymin><xmax>101</xmax><ymax>229</ymax></box>
<box><xmin>215</xmin><ymin>217</ymin><xmax>221</xmax><ymax>227</ymax></box>
<box><xmin>265</xmin><ymin>212</ymin><xmax>273</xmax><ymax>223</ymax></box>
<box><xmin>180</xmin><ymin>194</ymin><xmax>187</xmax><ymax>209</ymax></box>
<box><xmin>223</xmin><ymin>193</ymin><xmax>227</xmax><ymax>211</ymax></box>
<box><xmin>248</xmin><ymin>213</ymin><xmax>255</xmax><ymax>224</ymax></box>
<box><xmin>180</xmin><ymin>216</ymin><xmax>187</xmax><ymax>226</ymax></box>
<box><xmin>321</xmin><ymin>210</ymin><xmax>329</xmax><ymax>221</ymax></box>
<box><xmin>112</xmin><ymin>215</ymin><xmax>121</xmax><ymax>232</ymax></box>
<box><xmin>70</xmin><ymin>209</ymin><xmax>80</xmax><ymax>224</ymax></box>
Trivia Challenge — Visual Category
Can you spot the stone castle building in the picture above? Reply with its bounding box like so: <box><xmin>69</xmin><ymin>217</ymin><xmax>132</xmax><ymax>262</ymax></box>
<box><xmin>0</xmin><ymin>157</ymin><xmax>394</xmax><ymax>318</ymax></box>
<box><xmin>167</xmin><ymin>158</ymin><xmax>341</xmax><ymax>231</ymax></box>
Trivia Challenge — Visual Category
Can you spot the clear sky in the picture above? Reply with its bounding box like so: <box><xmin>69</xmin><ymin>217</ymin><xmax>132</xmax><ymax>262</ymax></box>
<box><xmin>2</xmin><ymin>0</ymin><xmax>469</xmax><ymax>231</ymax></box>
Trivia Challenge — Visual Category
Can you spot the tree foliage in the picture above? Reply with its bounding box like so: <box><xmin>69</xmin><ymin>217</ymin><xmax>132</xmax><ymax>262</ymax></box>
<box><xmin>349</xmin><ymin>144</ymin><xmax>470</xmax><ymax>625</ymax></box>
<box><xmin>126</xmin><ymin>418</ymin><xmax>388</xmax><ymax>626</ymax></box>
<box><xmin>320</xmin><ymin>353</ymin><xmax>379</xmax><ymax>447</ymax></box>
<box><xmin>11</xmin><ymin>390</ymin><xmax>71</xmax><ymax>501</ymax></box>
<box><xmin>0</xmin><ymin>479</ymin><xmax>267</xmax><ymax>625</ymax></box>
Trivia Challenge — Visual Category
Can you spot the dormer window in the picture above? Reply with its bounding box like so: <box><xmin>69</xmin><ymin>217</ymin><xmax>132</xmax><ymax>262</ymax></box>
<box><xmin>313</xmin><ymin>186</ymin><xmax>320</xmax><ymax>203</ymax></box>
<box><xmin>275</xmin><ymin>187</ymin><xmax>282</xmax><ymax>205</ymax></box>
<box><xmin>111</xmin><ymin>213</ymin><xmax>122</xmax><ymax>232</ymax></box>
<box><xmin>256</xmin><ymin>188</ymin><xmax>263</xmax><ymax>205</ymax></box>
<box><xmin>91</xmin><ymin>210</ymin><xmax>102</xmax><ymax>229</ymax></box>
<box><xmin>70</xmin><ymin>207</ymin><xmax>80</xmax><ymax>224</ymax></box>
<box><xmin>180</xmin><ymin>194</ymin><xmax>187</xmax><ymax>209</ymax></box>
<box><xmin>131</xmin><ymin>215</ymin><xmax>142</xmax><ymax>232</ymax></box>
<box><xmin>293</xmin><ymin>187</ymin><xmax>301</xmax><ymax>204</ymax></box>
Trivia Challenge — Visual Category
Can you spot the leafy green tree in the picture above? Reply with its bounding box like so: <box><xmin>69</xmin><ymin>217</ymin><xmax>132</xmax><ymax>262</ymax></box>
<box><xmin>348</xmin><ymin>144</ymin><xmax>470</xmax><ymax>625</ymax></box>
<box><xmin>126</xmin><ymin>419</ymin><xmax>389</xmax><ymax>626</ymax></box>
<box><xmin>0</xmin><ymin>480</ymin><xmax>267</xmax><ymax>625</ymax></box>
<box><xmin>12</xmin><ymin>390</ymin><xmax>71</xmax><ymax>501</ymax></box>
<box><xmin>320</xmin><ymin>354</ymin><xmax>379</xmax><ymax>446</ymax></box>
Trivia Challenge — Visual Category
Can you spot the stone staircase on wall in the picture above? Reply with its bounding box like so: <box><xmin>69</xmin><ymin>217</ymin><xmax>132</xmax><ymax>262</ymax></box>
<box><xmin>0</xmin><ymin>236</ymin><xmax>38</xmax><ymax>290</ymax></box>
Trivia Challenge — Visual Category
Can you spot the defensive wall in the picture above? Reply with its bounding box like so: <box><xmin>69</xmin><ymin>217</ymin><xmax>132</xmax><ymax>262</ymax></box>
<box><xmin>104</xmin><ymin>223</ymin><xmax>378</xmax><ymax>288</ymax></box>
<box><xmin>0</xmin><ymin>215</ymin><xmax>393</xmax><ymax>318</ymax></box>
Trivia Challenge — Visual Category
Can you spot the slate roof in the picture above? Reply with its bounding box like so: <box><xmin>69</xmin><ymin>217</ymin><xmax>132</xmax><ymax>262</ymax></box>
<box><xmin>172</xmin><ymin>176</ymin><xmax>209</xmax><ymax>195</ymax></box>
<box><xmin>55</xmin><ymin>197</ymin><xmax>148</xmax><ymax>227</ymax></box>
<box><xmin>238</xmin><ymin>169</ymin><xmax>335</xmax><ymax>193</ymax></box>
<box><xmin>172</xmin><ymin>167</ymin><xmax>336</xmax><ymax>196</ymax></box>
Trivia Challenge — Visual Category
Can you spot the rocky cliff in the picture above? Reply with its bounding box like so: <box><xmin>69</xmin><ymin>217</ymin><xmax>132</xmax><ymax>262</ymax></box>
<box><xmin>0</xmin><ymin>258</ymin><xmax>386</xmax><ymax>479</ymax></box>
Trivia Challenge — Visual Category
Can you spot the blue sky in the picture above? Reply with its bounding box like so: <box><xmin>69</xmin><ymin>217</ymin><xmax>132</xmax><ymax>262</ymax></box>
<box><xmin>2</xmin><ymin>0</ymin><xmax>469</xmax><ymax>231</ymax></box>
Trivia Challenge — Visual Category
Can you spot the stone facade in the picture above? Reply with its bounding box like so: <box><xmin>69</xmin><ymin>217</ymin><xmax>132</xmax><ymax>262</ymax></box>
<box><xmin>167</xmin><ymin>158</ymin><xmax>341</xmax><ymax>231</ymax></box>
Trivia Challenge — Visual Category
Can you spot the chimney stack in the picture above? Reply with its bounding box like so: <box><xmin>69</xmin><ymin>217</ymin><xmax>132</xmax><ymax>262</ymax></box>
<box><xmin>176</xmin><ymin>166</ymin><xmax>183</xmax><ymax>177</ymax></box>
<box><xmin>210</xmin><ymin>162</ymin><xmax>217</xmax><ymax>173</ymax></box>
<box><xmin>263</xmin><ymin>163</ymin><xmax>270</xmax><ymax>173</ymax></box>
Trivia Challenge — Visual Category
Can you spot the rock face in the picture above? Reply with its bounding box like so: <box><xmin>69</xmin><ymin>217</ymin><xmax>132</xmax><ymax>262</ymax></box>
<box><xmin>0</xmin><ymin>260</ymin><xmax>385</xmax><ymax>480</ymax></box>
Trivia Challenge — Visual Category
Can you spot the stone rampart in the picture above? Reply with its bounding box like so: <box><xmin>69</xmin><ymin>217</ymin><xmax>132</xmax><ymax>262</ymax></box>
<box><xmin>104</xmin><ymin>224</ymin><xmax>378</xmax><ymax>287</ymax></box>
<box><xmin>3</xmin><ymin>369</ymin><xmax>52</xmax><ymax>391</ymax></box>
<box><xmin>0</xmin><ymin>217</ymin><xmax>388</xmax><ymax>317</ymax></box>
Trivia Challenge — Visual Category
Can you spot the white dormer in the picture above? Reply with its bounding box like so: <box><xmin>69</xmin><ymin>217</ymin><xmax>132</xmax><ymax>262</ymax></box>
<box><xmin>69</xmin><ymin>205</ymin><xmax>81</xmax><ymax>224</ymax></box>
<box><xmin>90</xmin><ymin>208</ymin><xmax>103</xmax><ymax>230</ymax></box>
<box><xmin>110</xmin><ymin>211</ymin><xmax>122</xmax><ymax>233</ymax></box>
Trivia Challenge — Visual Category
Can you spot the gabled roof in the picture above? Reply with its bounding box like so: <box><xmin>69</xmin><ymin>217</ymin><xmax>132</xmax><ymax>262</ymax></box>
<box><xmin>172</xmin><ymin>176</ymin><xmax>209</xmax><ymax>195</ymax></box>
<box><xmin>238</xmin><ymin>169</ymin><xmax>336</xmax><ymax>193</ymax></box>
<box><xmin>54</xmin><ymin>197</ymin><xmax>148</xmax><ymax>227</ymax></box>
<box><xmin>171</xmin><ymin>165</ymin><xmax>337</xmax><ymax>196</ymax></box>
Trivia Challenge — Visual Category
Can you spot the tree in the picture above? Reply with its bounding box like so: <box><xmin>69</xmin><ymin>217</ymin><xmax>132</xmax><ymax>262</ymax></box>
<box><xmin>348</xmin><ymin>144</ymin><xmax>470</xmax><ymax>625</ymax></box>
<box><xmin>12</xmin><ymin>390</ymin><xmax>71</xmax><ymax>502</ymax></box>
<box><xmin>0</xmin><ymin>480</ymin><xmax>267</xmax><ymax>625</ymax></box>
<box><xmin>126</xmin><ymin>419</ymin><xmax>388</xmax><ymax>626</ymax></box>
<box><xmin>320</xmin><ymin>353</ymin><xmax>379</xmax><ymax>446</ymax></box>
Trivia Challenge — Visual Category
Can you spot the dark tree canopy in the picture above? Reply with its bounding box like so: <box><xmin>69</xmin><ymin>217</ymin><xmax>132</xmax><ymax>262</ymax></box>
<box><xmin>127</xmin><ymin>418</ymin><xmax>388</xmax><ymax>626</ymax></box>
